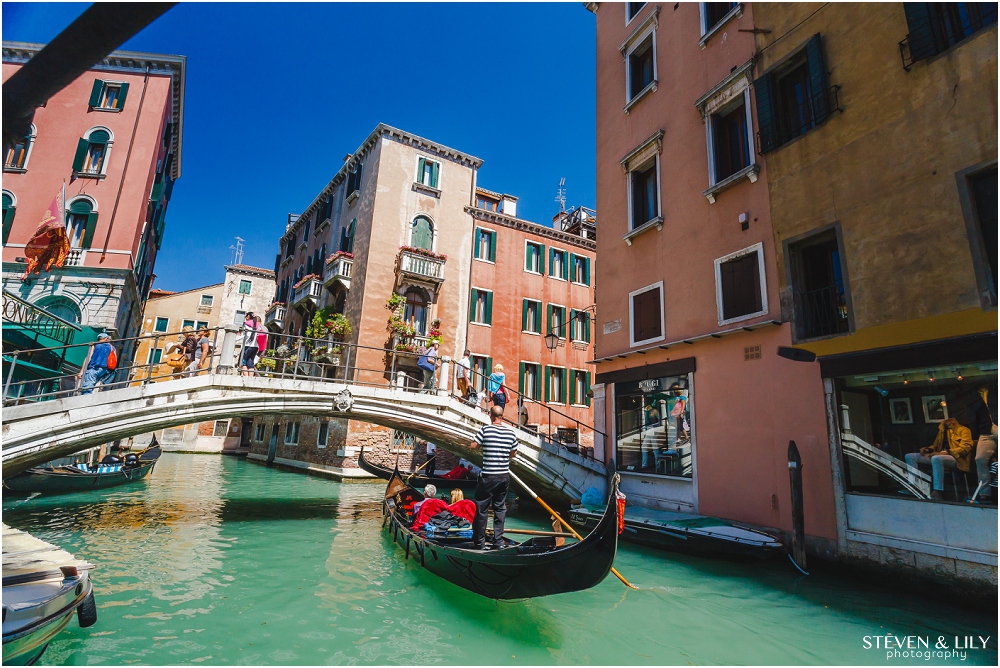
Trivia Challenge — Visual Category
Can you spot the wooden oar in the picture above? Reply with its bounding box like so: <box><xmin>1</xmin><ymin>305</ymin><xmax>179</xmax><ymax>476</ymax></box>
<box><xmin>404</xmin><ymin>456</ymin><xmax>434</xmax><ymax>485</ymax></box>
<box><xmin>508</xmin><ymin>470</ymin><xmax>637</xmax><ymax>590</ymax></box>
<box><xmin>490</xmin><ymin>528</ymin><xmax>579</xmax><ymax>539</ymax></box>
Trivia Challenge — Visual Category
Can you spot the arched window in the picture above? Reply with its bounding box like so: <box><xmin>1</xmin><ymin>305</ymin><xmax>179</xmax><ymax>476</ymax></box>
<box><xmin>4</xmin><ymin>124</ymin><xmax>36</xmax><ymax>171</ymax></box>
<box><xmin>410</xmin><ymin>216</ymin><xmax>433</xmax><ymax>250</ymax></box>
<box><xmin>36</xmin><ymin>296</ymin><xmax>82</xmax><ymax>325</ymax></box>
<box><xmin>2</xmin><ymin>190</ymin><xmax>15</xmax><ymax>245</ymax></box>
<box><xmin>403</xmin><ymin>288</ymin><xmax>429</xmax><ymax>335</ymax></box>
<box><xmin>73</xmin><ymin>128</ymin><xmax>114</xmax><ymax>176</ymax></box>
<box><xmin>66</xmin><ymin>197</ymin><xmax>98</xmax><ymax>249</ymax></box>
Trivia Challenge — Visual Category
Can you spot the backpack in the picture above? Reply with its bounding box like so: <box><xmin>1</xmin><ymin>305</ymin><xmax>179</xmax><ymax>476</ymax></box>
<box><xmin>165</xmin><ymin>350</ymin><xmax>187</xmax><ymax>369</ymax></box>
<box><xmin>417</xmin><ymin>353</ymin><xmax>435</xmax><ymax>372</ymax></box>
<box><xmin>106</xmin><ymin>346</ymin><xmax>118</xmax><ymax>371</ymax></box>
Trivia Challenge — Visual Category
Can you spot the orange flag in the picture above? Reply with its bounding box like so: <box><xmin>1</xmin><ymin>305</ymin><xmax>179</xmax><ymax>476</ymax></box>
<box><xmin>22</xmin><ymin>190</ymin><xmax>70</xmax><ymax>280</ymax></box>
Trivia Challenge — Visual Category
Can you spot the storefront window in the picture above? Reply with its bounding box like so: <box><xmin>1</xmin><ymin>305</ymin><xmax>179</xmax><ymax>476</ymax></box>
<box><xmin>615</xmin><ymin>374</ymin><xmax>692</xmax><ymax>477</ymax></box>
<box><xmin>837</xmin><ymin>361</ymin><xmax>997</xmax><ymax>505</ymax></box>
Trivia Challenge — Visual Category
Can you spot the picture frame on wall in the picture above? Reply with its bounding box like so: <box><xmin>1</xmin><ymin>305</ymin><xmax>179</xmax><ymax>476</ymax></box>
<box><xmin>921</xmin><ymin>395</ymin><xmax>949</xmax><ymax>423</ymax></box>
<box><xmin>889</xmin><ymin>398</ymin><xmax>913</xmax><ymax>424</ymax></box>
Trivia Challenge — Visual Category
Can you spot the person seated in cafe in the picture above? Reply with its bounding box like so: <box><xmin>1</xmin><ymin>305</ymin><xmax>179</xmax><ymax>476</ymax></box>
<box><xmin>904</xmin><ymin>417</ymin><xmax>974</xmax><ymax>500</ymax></box>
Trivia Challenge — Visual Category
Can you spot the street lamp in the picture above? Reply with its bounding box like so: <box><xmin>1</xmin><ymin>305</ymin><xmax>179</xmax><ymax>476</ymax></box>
<box><xmin>544</xmin><ymin>331</ymin><xmax>559</xmax><ymax>352</ymax></box>
<box><xmin>544</xmin><ymin>305</ymin><xmax>596</xmax><ymax>352</ymax></box>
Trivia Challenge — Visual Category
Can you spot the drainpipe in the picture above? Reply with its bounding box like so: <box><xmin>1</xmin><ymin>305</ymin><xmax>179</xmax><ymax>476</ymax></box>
<box><xmin>100</xmin><ymin>64</ymin><xmax>150</xmax><ymax>264</ymax></box>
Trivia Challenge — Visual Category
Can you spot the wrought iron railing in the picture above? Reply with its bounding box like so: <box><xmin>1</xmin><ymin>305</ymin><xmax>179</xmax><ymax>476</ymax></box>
<box><xmin>899</xmin><ymin>4</ymin><xmax>997</xmax><ymax>70</ymax></box>
<box><xmin>795</xmin><ymin>283</ymin><xmax>849</xmax><ymax>340</ymax></box>
<box><xmin>757</xmin><ymin>84</ymin><xmax>841</xmax><ymax>154</ymax></box>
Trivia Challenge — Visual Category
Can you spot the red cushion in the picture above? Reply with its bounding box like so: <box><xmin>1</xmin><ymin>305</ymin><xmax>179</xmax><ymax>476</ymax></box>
<box><xmin>411</xmin><ymin>498</ymin><xmax>448</xmax><ymax>531</ymax></box>
<box><xmin>447</xmin><ymin>499</ymin><xmax>477</xmax><ymax>523</ymax></box>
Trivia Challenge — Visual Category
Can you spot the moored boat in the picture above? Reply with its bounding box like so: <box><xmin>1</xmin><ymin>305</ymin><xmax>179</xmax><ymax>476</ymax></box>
<box><xmin>2</xmin><ymin>524</ymin><xmax>97</xmax><ymax>665</ymax></box>
<box><xmin>3</xmin><ymin>442</ymin><xmax>161</xmax><ymax>495</ymax></box>
<box><xmin>381</xmin><ymin>468</ymin><xmax>621</xmax><ymax>599</ymax></box>
<box><xmin>358</xmin><ymin>447</ymin><xmax>479</xmax><ymax>494</ymax></box>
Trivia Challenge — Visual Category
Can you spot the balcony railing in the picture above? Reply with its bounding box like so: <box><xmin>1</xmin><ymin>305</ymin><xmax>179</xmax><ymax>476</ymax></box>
<box><xmin>291</xmin><ymin>277</ymin><xmax>323</xmax><ymax>309</ymax></box>
<box><xmin>324</xmin><ymin>256</ymin><xmax>353</xmax><ymax>290</ymax></box>
<box><xmin>264</xmin><ymin>303</ymin><xmax>286</xmax><ymax>330</ymax></box>
<box><xmin>64</xmin><ymin>248</ymin><xmax>85</xmax><ymax>267</ymax></box>
<box><xmin>899</xmin><ymin>4</ymin><xmax>997</xmax><ymax>70</ymax></box>
<box><xmin>398</xmin><ymin>250</ymin><xmax>444</xmax><ymax>283</ymax></box>
<box><xmin>796</xmin><ymin>283</ymin><xmax>849</xmax><ymax>340</ymax></box>
<box><xmin>757</xmin><ymin>85</ymin><xmax>841</xmax><ymax>154</ymax></box>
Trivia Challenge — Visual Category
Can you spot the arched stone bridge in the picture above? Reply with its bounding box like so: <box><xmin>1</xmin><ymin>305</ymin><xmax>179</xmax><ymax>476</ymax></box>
<box><xmin>1</xmin><ymin>374</ymin><xmax>609</xmax><ymax>504</ymax></box>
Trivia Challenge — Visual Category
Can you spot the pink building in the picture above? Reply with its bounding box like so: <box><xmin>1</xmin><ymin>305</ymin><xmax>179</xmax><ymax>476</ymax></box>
<box><xmin>2</xmin><ymin>41</ymin><xmax>185</xmax><ymax>361</ymax></box>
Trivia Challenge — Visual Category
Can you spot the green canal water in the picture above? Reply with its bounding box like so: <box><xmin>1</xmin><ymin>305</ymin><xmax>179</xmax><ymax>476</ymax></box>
<box><xmin>3</xmin><ymin>454</ymin><xmax>995</xmax><ymax>666</ymax></box>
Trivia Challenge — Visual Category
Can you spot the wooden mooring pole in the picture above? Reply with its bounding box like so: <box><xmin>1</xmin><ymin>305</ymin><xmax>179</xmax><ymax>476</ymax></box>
<box><xmin>787</xmin><ymin>440</ymin><xmax>807</xmax><ymax>572</ymax></box>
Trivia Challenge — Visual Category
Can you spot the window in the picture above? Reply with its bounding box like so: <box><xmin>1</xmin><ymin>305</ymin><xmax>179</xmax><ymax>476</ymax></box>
<box><xmin>200</xmin><ymin>295</ymin><xmax>214</xmax><ymax>307</ymax></box>
<box><xmin>570</xmin><ymin>370</ymin><xmax>591</xmax><ymax>406</ymax></box>
<box><xmin>254</xmin><ymin>423</ymin><xmax>265</xmax><ymax>442</ymax></box>
<box><xmin>346</xmin><ymin>163</ymin><xmax>363</xmax><ymax>199</ymax></box>
<box><xmin>66</xmin><ymin>198</ymin><xmax>97</xmax><ymax>249</ymax></box>
<box><xmin>549</xmin><ymin>248</ymin><xmax>568</xmax><ymax>280</ymax></box>
<box><xmin>470</xmin><ymin>288</ymin><xmax>493</xmax><ymax>325</ymax></box>
<box><xmin>340</xmin><ymin>219</ymin><xmax>356</xmax><ymax>253</ymax></box>
<box><xmin>522</xmin><ymin>299</ymin><xmax>542</xmax><ymax>334</ymax></box>
<box><xmin>903</xmin><ymin>3</ymin><xmax>997</xmax><ymax>66</ymax></box>
<box><xmin>630</xmin><ymin>282</ymin><xmax>664</xmax><ymax>346</ymax></box>
<box><xmin>1</xmin><ymin>191</ymin><xmax>14</xmax><ymax>245</ymax></box>
<box><xmin>474</xmin><ymin>227</ymin><xmax>496</xmax><ymax>262</ymax></box>
<box><xmin>410</xmin><ymin>216</ymin><xmax>434</xmax><ymax>250</ymax></box>
<box><xmin>630</xmin><ymin>160</ymin><xmax>659</xmax><ymax>230</ymax></box>
<box><xmin>966</xmin><ymin>166</ymin><xmax>998</xmax><ymax>304</ymax></box>
<box><xmin>317</xmin><ymin>421</ymin><xmax>330</xmax><ymax>448</ymax></box>
<box><xmin>72</xmin><ymin>128</ymin><xmax>113</xmax><ymax>176</ymax></box>
<box><xmin>302</xmin><ymin>218</ymin><xmax>311</xmax><ymax>238</ymax></box>
<box><xmin>470</xmin><ymin>355</ymin><xmax>492</xmax><ymax>392</ymax></box>
<box><xmin>4</xmin><ymin>124</ymin><xmax>35</xmax><ymax>171</ymax></box>
<box><xmin>404</xmin><ymin>289</ymin><xmax>428</xmax><ymax>335</ymax></box>
<box><xmin>89</xmin><ymin>79</ymin><xmax>129</xmax><ymax>110</ymax></box>
<box><xmin>545</xmin><ymin>366</ymin><xmax>567</xmax><ymax>404</ymax></box>
<box><xmin>213</xmin><ymin>420</ymin><xmax>229</xmax><ymax>437</ymax></box>
<box><xmin>518</xmin><ymin>363</ymin><xmax>541</xmax><ymax>400</ymax></box>
<box><xmin>284</xmin><ymin>421</ymin><xmax>300</xmax><ymax>445</ymax></box>
<box><xmin>182</xmin><ymin>319</ymin><xmax>196</xmax><ymax>329</ymax></box>
<box><xmin>715</xmin><ymin>243</ymin><xmax>767</xmax><ymax>324</ymax></box>
<box><xmin>711</xmin><ymin>99</ymin><xmax>752</xmax><ymax>182</ymax></box>
<box><xmin>146</xmin><ymin>348</ymin><xmax>163</xmax><ymax>364</ymax></box>
<box><xmin>154</xmin><ymin>317</ymin><xmax>169</xmax><ymax>333</ymax></box>
<box><xmin>416</xmin><ymin>157</ymin><xmax>440</xmax><ymax>189</ymax></box>
<box><xmin>755</xmin><ymin>35</ymin><xmax>835</xmax><ymax>153</ymax></box>
<box><xmin>787</xmin><ymin>230</ymin><xmax>850</xmax><ymax>341</ymax></box>
<box><xmin>525</xmin><ymin>241</ymin><xmax>545</xmax><ymax>274</ymax></box>
<box><xmin>627</xmin><ymin>34</ymin><xmax>655</xmax><ymax>101</ymax></box>
<box><xmin>627</xmin><ymin>2</ymin><xmax>646</xmax><ymax>21</ymax></box>
<box><xmin>476</xmin><ymin>196</ymin><xmax>499</xmax><ymax>212</ymax></box>
<box><xmin>570</xmin><ymin>254</ymin><xmax>591</xmax><ymax>285</ymax></box>
<box><xmin>701</xmin><ymin>2</ymin><xmax>739</xmax><ymax>36</ymax></box>
<box><xmin>547</xmin><ymin>304</ymin><xmax>567</xmax><ymax>339</ymax></box>
<box><xmin>238</xmin><ymin>280</ymin><xmax>252</xmax><ymax>295</ymax></box>
<box><xmin>196</xmin><ymin>320</ymin><xmax>209</xmax><ymax>330</ymax></box>
<box><xmin>570</xmin><ymin>309</ymin><xmax>592</xmax><ymax>343</ymax></box>
<box><xmin>615</xmin><ymin>375</ymin><xmax>692</xmax><ymax>477</ymax></box>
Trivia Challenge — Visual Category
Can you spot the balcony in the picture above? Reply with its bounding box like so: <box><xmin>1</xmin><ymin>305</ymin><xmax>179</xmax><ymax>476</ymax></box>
<box><xmin>291</xmin><ymin>276</ymin><xmax>323</xmax><ymax>311</ymax></box>
<box><xmin>324</xmin><ymin>255</ymin><xmax>353</xmax><ymax>291</ymax></box>
<box><xmin>64</xmin><ymin>248</ymin><xmax>85</xmax><ymax>267</ymax></box>
<box><xmin>264</xmin><ymin>303</ymin><xmax>286</xmax><ymax>331</ymax></box>
<box><xmin>397</xmin><ymin>249</ymin><xmax>445</xmax><ymax>286</ymax></box>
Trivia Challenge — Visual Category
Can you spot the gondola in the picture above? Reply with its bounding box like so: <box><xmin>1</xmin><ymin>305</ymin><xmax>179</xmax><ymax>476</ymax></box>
<box><xmin>3</xmin><ymin>442</ymin><xmax>162</xmax><ymax>495</ymax></box>
<box><xmin>380</xmin><ymin>468</ymin><xmax>621</xmax><ymax>599</ymax></box>
<box><xmin>358</xmin><ymin>447</ymin><xmax>479</xmax><ymax>494</ymax></box>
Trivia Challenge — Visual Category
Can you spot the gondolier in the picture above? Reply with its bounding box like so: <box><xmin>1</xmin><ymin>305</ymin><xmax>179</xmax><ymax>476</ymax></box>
<box><xmin>469</xmin><ymin>405</ymin><xmax>518</xmax><ymax>550</ymax></box>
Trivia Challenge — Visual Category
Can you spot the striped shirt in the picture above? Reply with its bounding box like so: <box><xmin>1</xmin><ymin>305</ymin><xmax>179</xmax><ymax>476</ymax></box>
<box><xmin>474</xmin><ymin>424</ymin><xmax>518</xmax><ymax>475</ymax></box>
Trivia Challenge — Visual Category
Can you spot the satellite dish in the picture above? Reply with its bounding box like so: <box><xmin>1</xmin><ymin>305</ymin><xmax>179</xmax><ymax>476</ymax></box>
<box><xmin>777</xmin><ymin>346</ymin><xmax>817</xmax><ymax>363</ymax></box>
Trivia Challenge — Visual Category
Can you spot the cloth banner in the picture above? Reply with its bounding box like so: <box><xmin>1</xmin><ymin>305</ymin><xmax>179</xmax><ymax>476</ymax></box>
<box><xmin>22</xmin><ymin>190</ymin><xmax>70</xmax><ymax>280</ymax></box>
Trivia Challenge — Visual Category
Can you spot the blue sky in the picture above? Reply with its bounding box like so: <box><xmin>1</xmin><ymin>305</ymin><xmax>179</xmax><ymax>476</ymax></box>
<box><xmin>3</xmin><ymin>2</ymin><xmax>597</xmax><ymax>292</ymax></box>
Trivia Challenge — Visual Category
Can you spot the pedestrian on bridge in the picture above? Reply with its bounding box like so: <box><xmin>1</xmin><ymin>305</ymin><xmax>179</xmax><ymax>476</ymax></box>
<box><xmin>240</xmin><ymin>313</ymin><xmax>259</xmax><ymax>376</ymax></box>
<box><xmin>79</xmin><ymin>332</ymin><xmax>117</xmax><ymax>395</ymax></box>
<box><xmin>469</xmin><ymin>405</ymin><xmax>518</xmax><ymax>550</ymax></box>
<box><xmin>488</xmin><ymin>363</ymin><xmax>507</xmax><ymax>410</ymax></box>
<box><xmin>418</xmin><ymin>341</ymin><xmax>440</xmax><ymax>393</ymax></box>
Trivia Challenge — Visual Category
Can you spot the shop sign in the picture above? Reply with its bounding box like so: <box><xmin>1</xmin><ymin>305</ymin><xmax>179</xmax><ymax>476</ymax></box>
<box><xmin>638</xmin><ymin>379</ymin><xmax>659</xmax><ymax>393</ymax></box>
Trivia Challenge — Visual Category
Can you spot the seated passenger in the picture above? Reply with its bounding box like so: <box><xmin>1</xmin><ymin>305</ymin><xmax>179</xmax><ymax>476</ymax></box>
<box><xmin>450</xmin><ymin>489</ymin><xmax>464</xmax><ymax>504</ymax></box>
<box><xmin>441</xmin><ymin>465</ymin><xmax>469</xmax><ymax>480</ymax></box>
<box><xmin>412</xmin><ymin>484</ymin><xmax>437</xmax><ymax>516</ymax></box>
<box><xmin>904</xmin><ymin>417</ymin><xmax>974</xmax><ymax>500</ymax></box>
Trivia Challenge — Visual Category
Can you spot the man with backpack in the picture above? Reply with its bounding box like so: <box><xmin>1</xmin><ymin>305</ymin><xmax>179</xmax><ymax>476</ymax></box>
<box><xmin>417</xmin><ymin>341</ymin><xmax>440</xmax><ymax>393</ymax></box>
<box><xmin>79</xmin><ymin>331</ymin><xmax>118</xmax><ymax>395</ymax></box>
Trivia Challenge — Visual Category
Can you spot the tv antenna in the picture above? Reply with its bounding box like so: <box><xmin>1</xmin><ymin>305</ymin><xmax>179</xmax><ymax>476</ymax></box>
<box><xmin>229</xmin><ymin>236</ymin><xmax>245</xmax><ymax>265</ymax></box>
<box><xmin>555</xmin><ymin>177</ymin><xmax>566</xmax><ymax>212</ymax></box>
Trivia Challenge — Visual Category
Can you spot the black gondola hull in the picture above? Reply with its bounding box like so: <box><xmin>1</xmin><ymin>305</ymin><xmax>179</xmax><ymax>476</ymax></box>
<box><xmin>3</xmin><ymin>447</ymin><xmax>161</xmax><ymax>495</ymax></box>
<box><xmin>358</xmin><ymin>448</ymin><xmax>479</xmax><ymax>494</ymax></box>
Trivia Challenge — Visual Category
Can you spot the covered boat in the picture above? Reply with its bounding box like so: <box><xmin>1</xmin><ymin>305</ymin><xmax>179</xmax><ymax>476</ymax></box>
<box><xmin>3</xmin><ymin>442</ymin><xmax>161</xmax><ymax>495</ymax></box>
<box><xmin>2</xmin><ymin>524</ymin><xmax>97</xmax><ymax>665</ymax></box>
<box><xmin>381</xmin><ymin>468</ymin><xmax>620</xmax><ymax>599</ymax></box>
<box><xmin>358</xmin><ymin>447</ymin><xmax>479</xmax><ymax>494</ymax></box>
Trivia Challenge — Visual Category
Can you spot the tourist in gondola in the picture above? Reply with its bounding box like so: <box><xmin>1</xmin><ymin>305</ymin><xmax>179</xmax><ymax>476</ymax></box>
<box><xmin>469</xmin><ymin>405</ymin><xmax>518</xmax><ymax>550</ymax></box>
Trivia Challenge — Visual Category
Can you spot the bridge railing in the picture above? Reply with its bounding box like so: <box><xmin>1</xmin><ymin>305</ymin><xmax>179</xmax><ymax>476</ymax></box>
<box><xmin>2</xmin><ymin>326</ymin><xmax>607</xmax><ymax>460</ymax></box>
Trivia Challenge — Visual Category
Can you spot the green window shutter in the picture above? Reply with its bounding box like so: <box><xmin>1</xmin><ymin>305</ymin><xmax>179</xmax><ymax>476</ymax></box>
<box><xmin>72</xmin><ymin>138</ymin><xmax>89</xmax><ymax>172</ymax></box>
<box><xmin>521</xmin><ymin>299</ymin><xmax>528</xmax><ymax>331</ymax></box>
<box><xmin>469</xmin><ymin>289</ymin><xmax>478</xmax><ymax>322</ymax></box>
<box><xmin>546</xmin><ymin>303</ymin><xmax>553</xmax><ymax>335</ymax></box>
<box><xmin>474</xmin><ymin>228</ymin><xmax>482</xmax><ymax>259</ymax></box>
<box><xmin>2</xmin><ymin>201</ymin><xmax>14</xmax><ymax>245</ymax></box>
<box><xmin>430</xmin><ymin>161</ymin><xmax>439</xmax><ymax>188</ymax></box>
<box><xmin>585</xmin><ymin>372</ymin><xmax>592</xmax><ymax>407</ymax></box>
<box><xmin>548</xmin><ymin>247</ymin><xmax>555</xmax><ymax>276</ymax></box>
<box><xmin>544</xmin><ymin>366</ymin><xmax>550</xmax><ymax>403</ymax></box>
<box><xmin>533</xmin><ymin>302</ymin><xmax>542</xmax><ymax>333</ymax></box>
<box><xmin>569</xmin><ymin>371</ymin><xmax>577</xmax><ymax>406</ymax></box>
<box><xmin>569</xmin><ymin>253</ymin><xmax>577</xmax><ymax>282</ymax></box>
<box><xmin>804</xmin><ymin>34</ymin><xmax>829</xmax><ymax>122</ymax></box>
<box><xmin>583</xmin><ymin>257</ymin><xmax>591</xmax><ymax>285</ymax></box>
<box><xmin>561</xmin><ymin>253</ymin><xmax>568</xmax><ymax>280</ymax></box>
<box><xmin>117</xmin><ymin>82</ymin><xmax>130</xmax><ymax>109</ymax></box>
<box><xmin>561</xmin><ymin>368</ymin><xmax>568</xmax><ymax>403</ymax></box>
<box><xmin>525</xmin><ymin>244</ymin><xmax>532</xmax><ymax>271</ymax></box>
<box><xmin>88</xmin><ymin>80</ymin><xmax>103</xmax><ymax>107</ymax></box>
<box><xmin>417</xmin><ymin>157</ymin><xmax>426</xmax><ymax>184</ymax></box>
<box><xmin>484</xmin><ymin>291</ymin><xmax>493</xmax><ymax>324</ymax></box>
<box><xmin>81</xmin><ymin>212</ymin><xmax>98</xmax><ymax>248</ymax></box>
<box><xmin>539</xmin><ymin>244</ymin><xmax>546</xmax><ymax>275</ymax></box>
<box><xmin>583</xmin><ymin>312</ymin><xmax>591</xmax><ymax>342</ymax></box>
<box><xmin>753</xmin><ymin>73</ymin><xmax>776</xmax><ymax>153</ymax></box>
<box><xmin>488</xmin><ymin>231</ymin><xmax>496</xmax><ymax>262</ymax></box>
<box><xmin>519</xmin><ymin>362</ymin><xmax>526</xmax><ymax>395</ymax></box>
<box><xmin>486</xmin><ymin>357</ymin><xmax>493</xmax><ymax>387</ymax></box>
<box><xmin>534</xmin><ymin>365</ymin><xmax>542</xmax><ymax>399</ymax></box>
<box><xmin>903</xmin><ymin>3</ymin><xmax>936</xmax><ymax>62</ymax></box>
